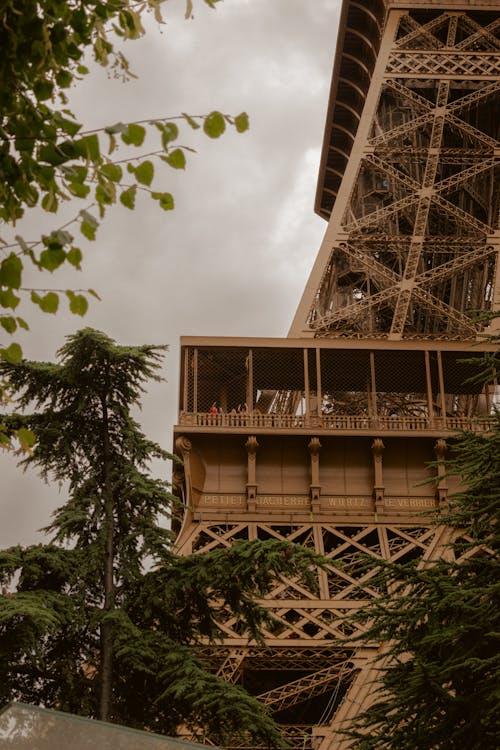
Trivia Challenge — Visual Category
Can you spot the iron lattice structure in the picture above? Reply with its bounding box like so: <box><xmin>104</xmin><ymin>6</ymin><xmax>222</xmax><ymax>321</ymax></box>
<box><xmin>174</xmin><ymin>508</ymin><xmax>454</xmax><ymax>749</ymax></box>
<box><xmin>173</xmin><ymin>3</ymin><xmax>499</xmax><ymax>749</ymax></box>
<box><xmin>291</xmin><ymin>1</ymin><xmax>500</xmax><ymax>341</ymax></box>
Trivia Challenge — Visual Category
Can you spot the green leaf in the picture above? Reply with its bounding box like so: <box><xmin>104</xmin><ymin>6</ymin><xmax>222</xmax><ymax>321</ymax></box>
<box><xmin>0</xmin><ymin>316</ymin><xmax>17</xmax><ymax>334</ymax></box>
<box><xmin>234</xmin><ymin>112</ymin><xmax>249</xmax><ymax>133</ymax></box>
<box><xmin>107</xmin><ymin>132</ymin><xmax>117</xmax><ymax>155</ymax></box>
<box><xmin>95</xmin><ymin>182</ymin><xmax>115</xmax><ymax>205</ymax></box>
<box><xmin>16</xmin><ymin>317</ymin><xmax>29</xmax><ymax>330</ymax></box>
<box><xmin>41</xmin><ymin>191</ymin><xmax>58</xmax><ymax>213</ymax></box>
<box><xmin>79</xmin><ymin>211</ymin><xmax>99</xmax><ymax>239</ymax></box>
<box><xmin>134</xmin><ymin>161</ymin><xmax>154</xmax><ymax>186</ymax></box>
<box><xmin>1</xmin><ymin>342</ymin><xmax>22</xmax><ymax>364</ymax></box>
<box><xmin>67</xmin><ymin>247</ymin><xmax>83</xmax><ymax>269</ymax></box>
<box><xmin>105</xmin><ymin>122</ymin><xmax>128</xmax><ymax>135</ymax></box>
<box><xmin>79</xmin><ymin>210</ymin><xmax>99</xmax><ymax>228</ymax></box>
<box><xmin>67</xmin><ymin>181</ymin><xmax>91</xmax><ymax>199</ymax></box>
<box><xmin>203</xmin><ymin>111</ymin><xmax>226</xmax><ymax>139</ymax></box>
<box><xmin>39</xmin><ymin>141</ymin><xmax>78</xmax><ymax>166</ymax></box>
<box><xmin>17</xmin><ymin>428</ymin><xmax>36</xmax><ymax>450</ymax></box>
<box><xmin>62</xmin><ymin>166</ymin><xmax>88</xmax><ymax>183</ymax></box>
<box><xmin>101</xmin><ymin>163</ymin><xmax>123</xmax><ymax>182</ymax></box>
<box><xmin>34</xmin><ymin>79</ymin><xmax>54</xmax><ymax>101</ymax></box>
<box><xmin>51</xmin><ymin>230</ymin><xmax>73</xmax><ymax>247</ymax></box>
<box><xmin>120</xmin><ymin>185</ymin><xmax>137</xmax><ymax>209</ymax></box>
<box><xmin>53</xmin><ymin>113</ymin><xmax>81</xmax><ymax>136</ymax></box>
<box><xmin>55</xmin><ymin>70</ymin><xmax>73</xmax><ymax>89</ymax></box>
<box><xmin>0</xmin><ymin>289</ymin><xmax>20</xmax><ymax>310</ymax></box>
<box><xmin>122</xmin><ymin>124</ymin><xmax>146</xmax><ymax>147</ymax></box>
<box><xmin>88</xmin><ymin>288</ymin><xmax>101</xmax><ymax>300</ymax></box>
<box><xmin>66</xmin><ymin>291</ymin><xmax>88</xmax><ymax>316</ymax></box>
<box><xmin>74</xmin><ymin>134</ymin><xmax>101</xmax><ymax>162</ymax></box>
<box><xmin>182</xmin><ymin>113</ymin><xmax>200</xmax><ymax>130</ymax></box>
<box><xmin>81</xmin><ymin>222</ymin><xmax>96</xmax><ymax>241</ymax></box>
<box><xmin>0</xmin><ymin>254</ymin><xmax>23</xmax><ymax>289</ymax></box>
<box><xmin>158</xmin><ymin>122</ymin><xmax>179</xmax><ymax>148</ymax></box>
<box><xmin>163</xmin><ymin>149</ymin><xmax>186</xmax><ymax>170</ymax></box>
<box><xmin>31</xmin><ymin>291</ymin><xmax>59</xmax><ymax>314</ymax></box>
<box><xmin>39</xmin><ymin>248</ymin><xmax>66</xmax><ymax>272</ymax></box>
<box><xmin>152</xmin><ymin>192</ymin><xmax>174</xmax><ymax>211</ymax></box>
<box><xmin>25</xmin><ymin>184</ymin><xmax>39</xmax><ymax>206</ymax></box>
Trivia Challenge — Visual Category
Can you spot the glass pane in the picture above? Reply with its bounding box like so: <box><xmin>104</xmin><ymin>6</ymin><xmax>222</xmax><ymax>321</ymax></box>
<box><xmin>0</xmin><ymin>703</ymin><xmax>210</xmax><ymax>750</ymax></box>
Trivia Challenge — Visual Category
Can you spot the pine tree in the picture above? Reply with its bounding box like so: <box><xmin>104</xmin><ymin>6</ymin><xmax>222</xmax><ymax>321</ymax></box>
<box><xmin>345</xmin><ymin>413</ymin><xmax>500</xmax><ymax>750</ymax></box>
<box><xmin>0</xmin><ymin>329</ymin><xmax>321</xmax><ymax>746</ymax></box>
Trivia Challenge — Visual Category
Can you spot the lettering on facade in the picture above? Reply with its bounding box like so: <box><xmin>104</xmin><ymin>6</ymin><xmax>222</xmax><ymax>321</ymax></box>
<box><xmin>198</xmin><ymin>494</ymin><xmax>310</xmax><ymax>508</ymax></box>
<box><xmin>385</xmin><ymin>497</ymin><xmax>435</xmax><ymax>509</ymax></box>
<box><xmin>322</xmin><ymin>497</ymin><xmax>372</xmax><ymax>509</ymax></box>
<box><xmin>200</xmin><ymin>494</ymin><xmax>246</xmax><ymax>507</ymax></box>
<box><xmin>256</xmin><ymin>496</ymin><xmax>309</xmax><ymax>508</ymax></box>
<box><xmin>198</xmin><ymin>494</ymin><xmax>435</xmax><ymax>510</ymax></box>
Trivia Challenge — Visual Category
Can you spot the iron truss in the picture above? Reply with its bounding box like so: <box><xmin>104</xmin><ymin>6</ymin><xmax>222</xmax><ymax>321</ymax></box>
<box><xmin>174</xmin><ymin>516</ymin><xmax>443</xmax><ymax>749</ymax></box>
<box><xmin>302</xmin><ymin>10</ymin><xmax>500</xmax><ymax>341</ymax></box>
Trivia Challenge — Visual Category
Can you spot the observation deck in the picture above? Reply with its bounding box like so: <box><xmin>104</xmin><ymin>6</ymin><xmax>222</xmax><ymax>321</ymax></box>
<box><xmin>175</xmin><ymin>336</ymin><xmax>497</xmax><ymax>438</ymax></box>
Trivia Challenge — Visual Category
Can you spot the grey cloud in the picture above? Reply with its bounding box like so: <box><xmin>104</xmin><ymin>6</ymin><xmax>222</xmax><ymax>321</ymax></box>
<box><xmin>0</xmin><ymin>0</ymin><xmax>341</xmax><ymax>546</ymax></box>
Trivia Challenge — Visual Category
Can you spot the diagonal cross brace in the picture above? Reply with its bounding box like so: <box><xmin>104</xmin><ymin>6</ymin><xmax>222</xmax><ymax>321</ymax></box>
<box><xmin>257</xmin><ymin>663</ymin><xmax>354</xmax><ymax>713</ymax></box>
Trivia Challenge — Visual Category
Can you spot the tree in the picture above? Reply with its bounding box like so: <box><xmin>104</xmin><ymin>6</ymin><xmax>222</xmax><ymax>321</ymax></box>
<box><xmin>0</xmin><ymin>329</ymin><xmax>321</xmax><ymax>746</ymax></box>
<box><xmin>344</xmin><ymin>414</ymin><xmax>500</xmax><ymax>749</ymax></box>
<box><xmin>0</xmin><ymin>0</ymin><xmax>248</xmax><ymax>366</ymax></box>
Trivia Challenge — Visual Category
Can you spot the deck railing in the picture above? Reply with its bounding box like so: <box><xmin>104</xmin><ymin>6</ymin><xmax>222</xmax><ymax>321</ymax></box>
<box><xmin>178</xmin><ymin>411</ymin><xmax>494</xmax><ymax>433</ymax></box>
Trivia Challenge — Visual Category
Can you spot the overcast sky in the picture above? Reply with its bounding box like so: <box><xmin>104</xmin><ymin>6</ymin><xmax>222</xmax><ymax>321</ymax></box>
<box><xmin>0</xmin><ymin>0</ymin><xmax>341</xmax><ymax>546</ymax></box>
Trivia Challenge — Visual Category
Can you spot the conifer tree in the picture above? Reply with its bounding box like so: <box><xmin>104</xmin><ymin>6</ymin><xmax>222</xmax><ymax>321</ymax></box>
<box><xmin>345</xmin><ymin>413</ymin><xmax>500</xmax><ymax>750</ymax></box>
<box><xmin>0</xmin><ymin>329</ymin><xmax>321</xmax><ymax>746</ymax></box>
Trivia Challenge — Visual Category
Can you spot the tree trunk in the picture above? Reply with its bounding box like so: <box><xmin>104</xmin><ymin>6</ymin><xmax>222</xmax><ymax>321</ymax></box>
<box><xmin>98</xmin><ymin>385</ymin><xmax>115</xmax><ymax>722</ymax></box>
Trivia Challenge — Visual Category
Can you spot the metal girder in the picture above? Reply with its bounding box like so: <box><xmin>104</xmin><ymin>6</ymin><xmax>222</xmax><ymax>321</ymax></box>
<box><xmin>257</xmin><ymin>663</ymin><xmax>354</xmax><ymax>712</ymax></box>
<box><xmin>447</xmin><ymin>80</ymin><xmax>500</xmax><ymax>112</ymax></box>
<box><xmin>199</xmin><ymin>646</ymin><xmax>353</xmax><ymax>671</ymax></box>
<box><xmin>386</xmin><ymin>50</ymin><xmax>500</xmax><ymax>79</ymax></box>
<box><xmin>456</xmin><ymin>17</ymin><xmax>500</xmax><ymax>51</ymax></box>
<box><xmin>396</xmin><ymin>13</ymin><xmax>447</xmax><ymax>50</ymax></box>
<box><xmin>311</xmin><ymin>240</ymin><xmax>492</xmax><ymax>337</ymax></box>
<box><xmin>369</xmin><ymin>111</ymin><xmax>434</xmax><ymax>148</ymax></box>
<box><xmin>371</xmin><ymin>84</ymin><xmax>500</xmax><ymax>152</ymax></box>
<box><xmin>464</xmin><ymin>182</ymin><xmax>490</xmax><ymax>214</ymax></box>
<box><xmin>217</xmin><ymin>649</ymin><xmax>247</xmax><ymax>684</ymax></box>
<box><xmin>446</xmin><ymin>113</ymin><xmax>499</xmax><ymax>151</ymax></box>
<box><xmin>344</xmin><ymin>193</ymin><xmax>418</xmax><ymax>232</ymax></box>
<box><xmin>432</xmin><ymin>194</ymin><xmax>492</xmax><ymax>235</ymax></box>
<box><xmin>186</xmin><ymin>523</ymin><xmax>249</xmax><ymax>553</ymax></box>
<box><xmin>416</xmin><ymin>244</ymin><xmax>496</xmax><ymax>287</ymax></box>
<box><xmin>269</xmin><ymin>608</ymin><xmax>347</xmax><ymax>641</ymax></box>
<box><xmin>457</xmin><ymin>14</ymin><xmax>500</xmax><ymax>52</ymax></box>
<box><xmin>340</xmin><ymin>241</ymin><xmax>400</xmax><ymax>288</ymax></box>
<box><xmin>383</xmin><ymin>79</ymin><xmax>433</xmax><ymax>112</ymax></box>
<box><xmin>412</xmin><ymin>288</ymin><xmax>479</xmax><ymax>336</ymax></box>
<box><xmin>363</xmin><ymin>152</ymin><xmax>420</xmax><ymax>192</ymax></box>
<box><xmin>310</xmin><ymin>286</ymin><xmax>400</xmax><ymax>331</ymax></box>
<box><xmin>250</xmin><ymin>650</ymin><xmax>351</xmax><ymax>672</ymax></box>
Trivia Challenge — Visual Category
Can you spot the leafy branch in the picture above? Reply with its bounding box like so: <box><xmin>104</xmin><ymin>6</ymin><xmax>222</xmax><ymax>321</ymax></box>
<box><xmin>0</xmin><ymin>0</ymin><xmax>249</xmax><ymax>367</ymax></box>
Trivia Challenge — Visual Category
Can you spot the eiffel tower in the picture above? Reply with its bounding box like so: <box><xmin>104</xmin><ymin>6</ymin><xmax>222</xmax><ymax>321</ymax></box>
<box><xmin>173</xmin><ymin>2</ymin><xmax>499</xmax><ymax>748</ymax></box>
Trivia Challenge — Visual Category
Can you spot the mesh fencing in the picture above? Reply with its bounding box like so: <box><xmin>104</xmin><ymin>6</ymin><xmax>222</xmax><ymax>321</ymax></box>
<box><xmin>180</xmin><ymin>344</ymin><xmax>496</xmax><ymax>431</ymax></box>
